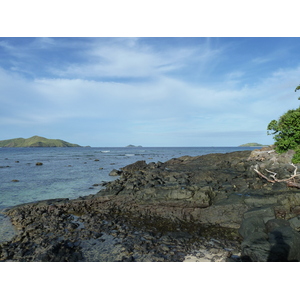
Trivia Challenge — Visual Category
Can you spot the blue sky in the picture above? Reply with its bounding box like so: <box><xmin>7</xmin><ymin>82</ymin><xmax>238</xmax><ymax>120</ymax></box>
<box><xmin>1</xmin><ymin>37</ymin><xmax>300</xmax><ymax>147</ymax></box>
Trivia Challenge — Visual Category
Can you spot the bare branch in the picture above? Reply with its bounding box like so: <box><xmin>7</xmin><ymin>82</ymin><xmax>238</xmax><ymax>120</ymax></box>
<box><xmin>254</xmin><ymin>163</ymin><xmax>300</xmax><ymax>187</ymax></box>
<box><xmin>287</xmin><ymin>182</ymin><xmax>300</xmax><ymax>189</ymax></box>
<box><xmin>292</xmin><ymin>163</ymin><xmax>298</xmax><ymax>176</ymax></box>
<box><xmin>253</xmin><ymin>168</ymin><xmax>275</xmax><ymax>183</ymax></box>
<box><xmin>265</xmin><ymin>169</ymin><xmax>277</xmax><ymax>181</ymax></box>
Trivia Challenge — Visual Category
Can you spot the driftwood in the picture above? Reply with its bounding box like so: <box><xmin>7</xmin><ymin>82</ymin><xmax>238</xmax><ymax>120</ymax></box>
<box><xmin>287</xmin><ymin>182</ymin><xmax>300</xmax><ymax>188</ymax></box>
<box><xmin>254</xmin><ymin>163</ymin><xmax>300</xmax><ymax>188</ymax></box>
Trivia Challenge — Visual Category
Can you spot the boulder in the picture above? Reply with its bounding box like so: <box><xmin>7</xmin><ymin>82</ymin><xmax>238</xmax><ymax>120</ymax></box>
<box><xmin>268</xmin><ymin>226</ymin><xmax>300</xmax><ymax>262</ymax></box>
<box><xmin>121</xmin><ymin>160</ymin><xmax>148</xmax><ymax>172</ymax></box>
<box><xmin>288</xmin><ymin>216</ymin><xmax>300</xmax><ymax>231</ymax></box>
<box><xmin>109</xmin><ymin>169</ymin><xmax>122</xmax><ymax>176</ymax></box>
<box><xmin>241</xmin><ymin>217</ymin><xmax>300</xmax><ymax>261</ymax></box>
<box><xmin>241</xmin><ymin>232</ymin><xmax>271</xmax><ymax>262</ymax></box>
<box><xmin>239</xmin><ymin>216</ymin><xmax>266</xmax><ymax>238</ymax></box>
<box><xmin>244</xmin><ymin>195</ymin><xmax>279</xmax><ymax>207</ymax></box>
<box><xmin>265</xmin><ymin>219</ymin><xmax>290</xmax><ymax>232</ymax></box>
<box><xmin>243</xmin><ymin>206</ymin><xmax>275</xmax><ymax>220</ymax></box>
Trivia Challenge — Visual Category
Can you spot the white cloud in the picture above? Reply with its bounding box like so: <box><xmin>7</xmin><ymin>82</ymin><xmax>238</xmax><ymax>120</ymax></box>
<box><xmin>1</xmin><ymin>62</ymin><xmax>299</xmax><ymax>143</ymax></box>
<box><xmin>1</xmin><ymin>38</ymin><xmax>300</xmax><ymax>146</ymax></box>
<box><xmin>252</xmin><ymin>57</ymin><xmax>272</xmax><ymax>65</ymax></box>
<box><xmin>46</xmin><ymin>38</ymin><xmax>223</xmax><ymax>80</ymax></box>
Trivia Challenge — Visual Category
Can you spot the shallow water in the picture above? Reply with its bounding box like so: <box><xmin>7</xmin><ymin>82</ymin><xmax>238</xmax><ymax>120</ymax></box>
<box><xmin>0</xmin><ymin>146</ymin><xmax>258</xmax><ymax>244</ymax></box>
<box><xmin>0</xmin><ymin>146</ymin><xmax>258</xmax><ymax>209</ymax></box>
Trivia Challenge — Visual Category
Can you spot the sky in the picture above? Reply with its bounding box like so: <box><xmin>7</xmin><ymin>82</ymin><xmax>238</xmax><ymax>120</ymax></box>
<box><xmin>1</xmin><ymin>37</ymin><xmax>300</xmax><ymax>147</ymax></box>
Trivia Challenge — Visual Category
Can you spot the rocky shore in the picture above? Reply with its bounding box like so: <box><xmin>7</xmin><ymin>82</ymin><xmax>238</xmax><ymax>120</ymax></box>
<box><xmin>1</xmin><ymin>147</ymin><xmax>300</xmax><ymax>262</ymax></box>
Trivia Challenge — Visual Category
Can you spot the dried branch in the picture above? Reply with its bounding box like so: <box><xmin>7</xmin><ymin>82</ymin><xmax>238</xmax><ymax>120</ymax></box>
<box><xmin>253</xmin><ymin>168</ymin><xmax>275</xmax><ymax>183</ymax></box>
<box><xmin>265</xmin><ymin>169</ymin><xmax>277</xmax><ymax>181</ymax></box>
<box><xmin>287</xmin><ymin>182</ymin><xmax>300</xmax><ymax>189</ymax></box>
<box><xmin>254</xmin><ymin>163</ymin><xmax>300</xmax><ymax>188</ymax></box>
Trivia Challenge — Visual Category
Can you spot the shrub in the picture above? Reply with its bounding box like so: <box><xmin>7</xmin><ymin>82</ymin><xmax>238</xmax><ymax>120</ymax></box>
<box><xmin>267</xmin><ymin>107</ymin><xmax>300</xmax><ymax>163</ymax></box>
<box><xmin>292</xmin><ymin>147</ymin><xmax>300</xmax><ymax>164</ymax></box>
<box><xmin>267</xmin><ymin>84</ymin><xmax>300</xmax><ymax>164</ymax></box>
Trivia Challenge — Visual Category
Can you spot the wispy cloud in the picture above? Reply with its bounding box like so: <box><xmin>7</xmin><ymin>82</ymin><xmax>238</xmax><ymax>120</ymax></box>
<box><xmin>49</xmin><ymin>38</ymin><xmax>218</xmax><ymax>80</ymax></box>
<box><xmin>1</xmin><ymin>37</ymin><xmax>300</xmax><ymax>146</ymax></box>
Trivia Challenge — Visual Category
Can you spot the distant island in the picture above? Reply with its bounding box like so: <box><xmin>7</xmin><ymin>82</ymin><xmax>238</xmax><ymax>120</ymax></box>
<box><xmin>238</xmin><ymin>143</ymin><xmax>268</xmax><ymax>147</ymax></box>
<box><xmin>126</xmin><ymin>145</ymin><xmax>142</xmax><ymax>148</ymax></box>
<box><xmin>0</xmin><ymin>136</ymin><xmax>81</xmax><ymax>147</ymax></box>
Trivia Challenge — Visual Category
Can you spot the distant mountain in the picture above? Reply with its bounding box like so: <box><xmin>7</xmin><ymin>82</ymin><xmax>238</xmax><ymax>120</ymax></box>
<box><xmin>126</xmin><ymin>144</ymin><xmax>142</xmax><ymax>147</ymax></box>
<box><xmin>0</xmin><ymin>136</ymin><xmax>81</xmax><ymax>147</ymax></box>
<box><xmin>238</xmin><ymin>143</ymin><xmax>268</xmax><ymax>147</ymax></box>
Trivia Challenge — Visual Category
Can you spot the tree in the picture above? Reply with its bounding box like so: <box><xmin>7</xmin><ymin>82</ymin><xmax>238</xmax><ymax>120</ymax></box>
<box><xmin>296</xmin><ymin>84</ymin><xmax>300</xmax><ymax>100</ymax></box>
<box><xmin>267</xmin><ymin>85</ymin><xmax>300</xmax><ymax>163</ymax></box>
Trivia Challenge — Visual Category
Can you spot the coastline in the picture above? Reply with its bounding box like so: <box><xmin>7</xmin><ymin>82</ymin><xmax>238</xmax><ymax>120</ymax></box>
<box><xmin>1</xmin><ymin>146</ymin><xmax>255</xmax><ymax>209</ymax></box>
<box><xmin>1</xmin><ymin>147</ymin><xmax>300</xmax><ymax>261</ymax></box>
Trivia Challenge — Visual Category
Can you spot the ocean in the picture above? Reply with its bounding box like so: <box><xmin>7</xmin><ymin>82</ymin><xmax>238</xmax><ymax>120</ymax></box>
<box><xmin>0</xmin><ymin>146</ymin><xmax>260</xmax><ymax>244</ymax></box>
<box><xmin>0</xmin><ymin>146</ymin><xmax>259</xmax><ymax>210</ymax></box>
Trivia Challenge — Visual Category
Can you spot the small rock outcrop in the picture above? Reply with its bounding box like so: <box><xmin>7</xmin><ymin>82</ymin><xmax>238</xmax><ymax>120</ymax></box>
<box><xmin>109</xmin><ymin>169</ymin><xmax>122</xmax><ymax>176</ymax></box>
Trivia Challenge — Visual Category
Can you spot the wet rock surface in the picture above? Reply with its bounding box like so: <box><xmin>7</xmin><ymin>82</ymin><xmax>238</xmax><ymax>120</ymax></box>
<box><xmin>1</xmin><ymin>147</ymin><xmax>300</xmax><ymax>262</ymax></box>
<box><xmin>0</xmin><ymin>197</ymin><xmax>242</xmax><ymax>262</ymax></box>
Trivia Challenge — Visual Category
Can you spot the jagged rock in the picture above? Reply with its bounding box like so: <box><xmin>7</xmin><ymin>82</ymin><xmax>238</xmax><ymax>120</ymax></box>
<box><xmin>243</xmin><ymin>206</ymin><xmax>275</xmax><ymax>220</ymax></box>
<box><xmin>109</xmin><ymin>169</ymin><xmax>122</xmax><ymax>176</ymax></box>
<box><xmin>288</xmin><ymin>216</ymin><xmax>300</xmax><ymax>231</ymax></box>
<box><xmin>2</xmin><ymin>148</ymin><xmax>300</xmax><ymax>261</ymax></box>
<box><xmin>265</xmin><ymin>219</ymin><xmax>290</xmax><ymax>232</ymax></box>
<box><xmin>121</xmin><ymin>160</ymin><xmax>148</xmax><ymax>172</ymax></box>
<box><xmin>239</xmin><ymin>216</ymin><xmax>266</xmax><ymax>238</ymax></box>
<box><xmin>241</xmin><ymin>231</ymin><xmax>271</xmax><ymax>262</ymax></box>
<box><xmin>268</xmin><ymin>226</ymin><xmax>300</xmax><ymax>262</ymax></box>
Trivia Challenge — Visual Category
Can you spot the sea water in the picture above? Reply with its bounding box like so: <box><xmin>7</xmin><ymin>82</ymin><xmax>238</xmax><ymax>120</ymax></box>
<box><xmin>0</xmin><ymin>146</ymin><xmax>258</xmax><ymax>210</ymax></box>
<box><xmin>0</xmin><ymin>146</ymin><xmax>259</xmax><ymax>243</ymax></box>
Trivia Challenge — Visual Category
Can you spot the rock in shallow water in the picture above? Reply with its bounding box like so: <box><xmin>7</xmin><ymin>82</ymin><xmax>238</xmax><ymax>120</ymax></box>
<box><xmin>109</xmin><ymin>169</ymin><xmax>122</xmax><ymax>176</ymax></box>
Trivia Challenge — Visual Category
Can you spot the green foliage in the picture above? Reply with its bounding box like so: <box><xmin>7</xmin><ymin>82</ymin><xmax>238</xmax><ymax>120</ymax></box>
<box><xmin>267</xmin><ymin>107</ymin><xmax>300</xmax><ymax>163</ymax></box>
<box><xmin>267</xmin><ymin>85</ymin><xmax>300</xmax><ymax>163</ymax></box>
<box><xmin>296</xmin><ymin>84</ymin><xmax>300</xmax><ymax>100</ymax></box>
<box><xmin>292</xmin><ymin>147</ymin><xmax>300</xmax><ymax>164</ymax></box>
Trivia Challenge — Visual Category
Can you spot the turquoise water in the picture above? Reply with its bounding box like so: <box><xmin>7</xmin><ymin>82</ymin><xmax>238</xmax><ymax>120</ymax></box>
<box><xmin>0</xmin><ymin>147</ymin><xmax>257</xmax><ymax>210</ymax></box>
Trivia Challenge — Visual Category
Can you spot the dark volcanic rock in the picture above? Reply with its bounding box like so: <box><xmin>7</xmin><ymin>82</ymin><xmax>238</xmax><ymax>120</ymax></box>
<box><xmin>241</xmin><ymin>231</ymin><xmax>271</xmax><ymax>262</ymax></box>
<box><xmin>121</xmin><ymin>160</ymin><xmax>148</xmax><ymax>172</ymax></box>
<box><xmin>239</xmin><ymin>216</ymin><xmax>267</xmax><ymax>239</ymax></box>
<box><xmin>268</xmin><ymin>226</ymin><xmax>300</xmax><ymax>261</ymax></box>
<box><xmin>109</xmin><ymin>169</ymin><xmax>122</xmax><ymax>176</ymax></box>
<box><xmin>1</xmin><ymin>147</ymin><xmax>300</xmax><ymax>262</ymax></box>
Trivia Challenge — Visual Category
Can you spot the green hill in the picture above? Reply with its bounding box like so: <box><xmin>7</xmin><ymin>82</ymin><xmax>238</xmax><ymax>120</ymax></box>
<box><xmin>0</xmin><ymin>136</ymin><xmax>81</xmax><ymax>147</ymax></box>
<box><xmin>238</xmin><ymin>143</ymin><xmax>268</xmax><ymax>147</ymax></box>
